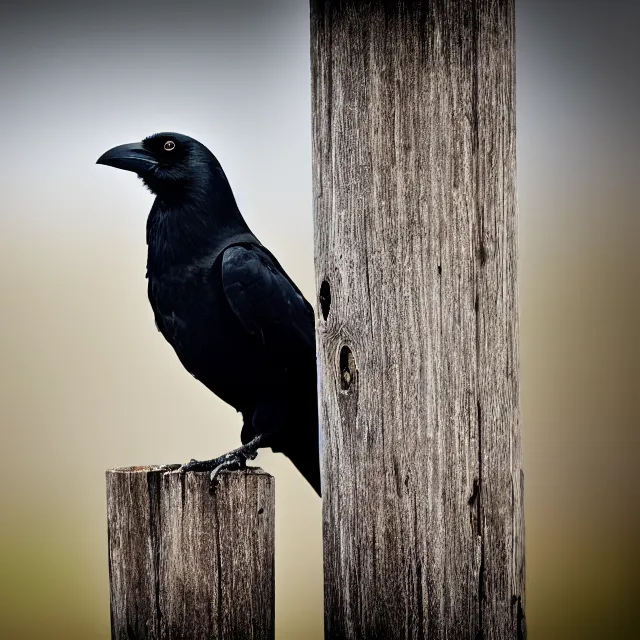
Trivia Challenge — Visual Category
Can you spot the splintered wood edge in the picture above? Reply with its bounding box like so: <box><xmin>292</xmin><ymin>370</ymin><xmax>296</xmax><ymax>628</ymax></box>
<box><xmin>106</xmin><ymin>466</ymin><xmax>271</xmax><ymax>476</ymax></box>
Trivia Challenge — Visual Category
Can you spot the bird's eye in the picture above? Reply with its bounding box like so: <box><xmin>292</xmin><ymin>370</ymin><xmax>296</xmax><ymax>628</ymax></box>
<box><xmin>164</xmin><ymin>140</ymin><xmax>176</xmax><ymax>151</ymax></box>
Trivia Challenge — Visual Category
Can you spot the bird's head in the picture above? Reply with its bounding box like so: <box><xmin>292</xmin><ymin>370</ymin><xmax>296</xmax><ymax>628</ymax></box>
<box><xmin>96</xmin><ymin>132</ymin><xmax>220</xmax><ymax>197</ymax></box>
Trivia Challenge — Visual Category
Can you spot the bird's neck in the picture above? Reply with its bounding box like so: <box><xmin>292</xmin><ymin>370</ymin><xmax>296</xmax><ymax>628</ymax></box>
<box><xmin>146</xmin><ymin>183</ymin><xmax>253</xmax><ymax>274</ymax></box>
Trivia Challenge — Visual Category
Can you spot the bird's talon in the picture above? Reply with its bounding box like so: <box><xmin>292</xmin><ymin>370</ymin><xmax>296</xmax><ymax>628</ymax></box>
<box><xmin>208</xmin><ymin>455</ymin><xmax>246</xmax><ymax>492</ymax></box>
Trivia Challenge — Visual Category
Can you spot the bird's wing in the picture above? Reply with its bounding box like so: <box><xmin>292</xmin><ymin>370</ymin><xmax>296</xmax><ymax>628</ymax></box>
<box><xmin>221</xmin><ymin>244</ymin><xmax>315</xmax><ymax>355</ymax></box>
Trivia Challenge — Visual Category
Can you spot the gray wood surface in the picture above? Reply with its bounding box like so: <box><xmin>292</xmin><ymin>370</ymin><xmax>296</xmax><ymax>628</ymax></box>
<box><xmin>106</xmin><ymin>467</ymin><xmax>274</xmax><ymax>640</ymax></box>
<box><xmin>310</xmin><ymin>1</ymin><xmax>524</xmax><ymax>638</ymax></box>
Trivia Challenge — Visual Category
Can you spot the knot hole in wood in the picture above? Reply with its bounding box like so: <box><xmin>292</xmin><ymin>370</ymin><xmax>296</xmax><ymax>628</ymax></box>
<box><xmin>339</xmin><ymin>345</ymin><xmax>357</xmax><ymax>391</ymax></box>
<box><xmin>319</xmin><ymin>279</ymin><xmax>331</xmax><ymax>320</ymax></box>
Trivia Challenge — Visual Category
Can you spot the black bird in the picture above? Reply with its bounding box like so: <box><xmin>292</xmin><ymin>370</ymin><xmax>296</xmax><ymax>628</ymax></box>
<box><xmin>97</xmin><ymin>132</ymin><xmax>320</xmax><ymax>495</ymax></box>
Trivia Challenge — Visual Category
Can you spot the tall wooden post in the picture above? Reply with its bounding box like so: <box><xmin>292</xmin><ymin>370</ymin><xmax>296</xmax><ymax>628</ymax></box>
<box><xmin>106</xmin><ymin>467</ymin><xmax>275</xmax><ymax>640</ymax></box>
<box><xmin>310</xmin><ymin>1</ymin><xmax>524</xmax><ymax>638</ymax></box>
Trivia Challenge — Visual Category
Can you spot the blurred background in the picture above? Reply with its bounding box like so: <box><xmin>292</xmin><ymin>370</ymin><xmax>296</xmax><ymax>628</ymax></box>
<box><xmin>0</xmin><ymin>0</ymin><xmax>637</xmax><ymax>638</ymax></box>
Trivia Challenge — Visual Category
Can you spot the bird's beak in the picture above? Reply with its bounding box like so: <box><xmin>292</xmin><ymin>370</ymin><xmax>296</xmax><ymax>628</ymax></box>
<box><xmin>96</xmin><ymin>142</ymin><xmax>157</xmax><ymax>174</ymax></box>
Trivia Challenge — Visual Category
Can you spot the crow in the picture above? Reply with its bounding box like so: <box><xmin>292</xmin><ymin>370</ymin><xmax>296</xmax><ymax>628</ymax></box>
<box><xmin>97</xmin><ymin>132</ymin><xmax>320</xmax><ymax>495</ymax></box>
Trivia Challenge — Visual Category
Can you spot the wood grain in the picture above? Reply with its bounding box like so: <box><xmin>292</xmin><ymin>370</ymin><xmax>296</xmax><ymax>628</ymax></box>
<box><xmin>106</xmin><ymin>467</ymin><xmax>274</xmax><ymax>640</ymax></box>
<box><xmin>310</xmin><ymin>1</ymin><xmax>524</xmax><ymax>637</ymax></box>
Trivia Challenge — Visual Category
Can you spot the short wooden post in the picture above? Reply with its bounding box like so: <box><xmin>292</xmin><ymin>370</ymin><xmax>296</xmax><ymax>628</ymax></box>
<box><xmin>106</xmin><ymin>467</ymin><xmax>274</xmax><ymax>640</ymax></box>
<box><xmin>311</xmin><ymin>0</ymin><xmax>524</xmax><ymax>638</ymax></box>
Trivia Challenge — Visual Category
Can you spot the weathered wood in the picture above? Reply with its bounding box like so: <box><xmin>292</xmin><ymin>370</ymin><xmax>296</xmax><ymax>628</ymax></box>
<box><xmin>106</xmin><ymin>467</ymin><xmax>274</xmax><ymax>640</ymax></box>
<box><xmin>310</xmin><ymin>1</ymin><xmax>524</xmax><ymax>638</ymax></box>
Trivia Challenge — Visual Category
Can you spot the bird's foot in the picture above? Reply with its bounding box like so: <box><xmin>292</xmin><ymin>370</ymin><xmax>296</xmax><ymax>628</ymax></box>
<box><xmin>173</xmin><ymin>434</ymin><xmax>269</xmax><ymax>491</ymax></box>
<box><xmin>174</xmin><ymin>456</ymin><xmax>229</xmax><ymax>474</ymax></box>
